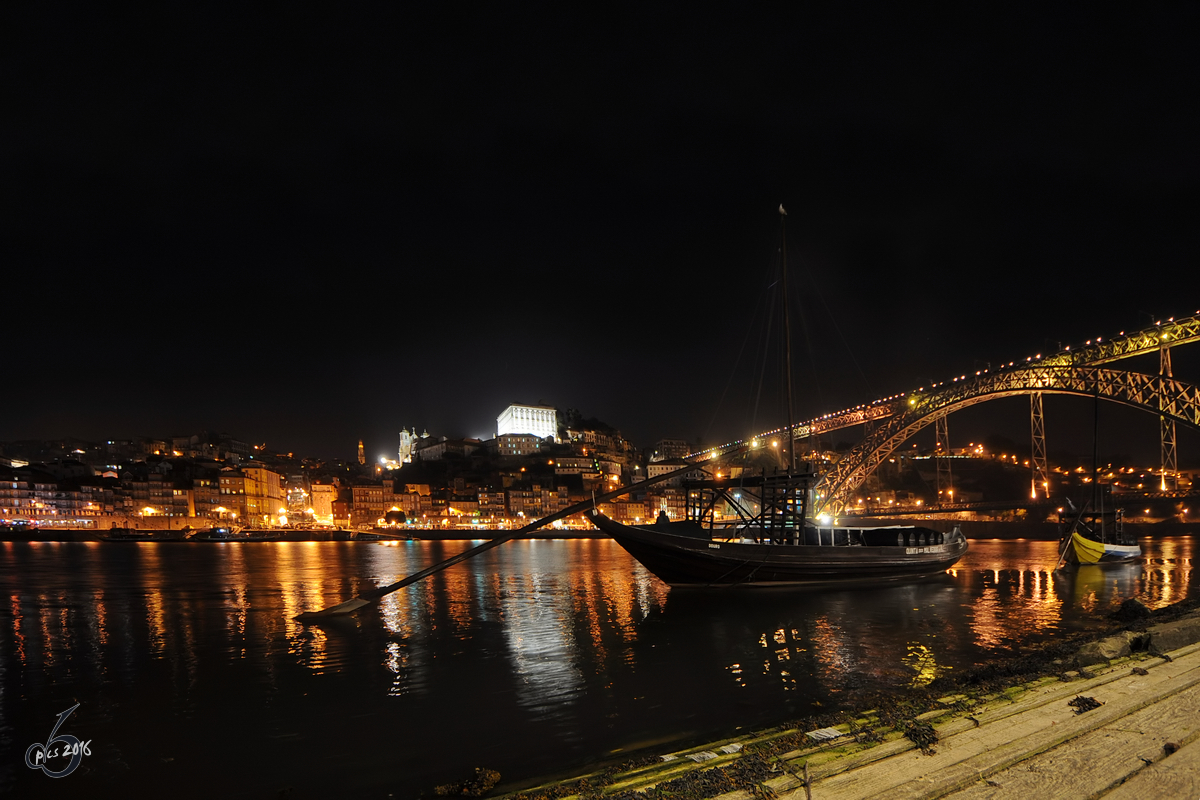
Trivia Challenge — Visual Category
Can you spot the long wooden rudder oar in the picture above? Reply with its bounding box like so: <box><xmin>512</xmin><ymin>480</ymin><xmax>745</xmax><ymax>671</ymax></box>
<box><xmin>295</xmin><ymin>462</ymin><xmax>708</xmax><ymax>621</ymax></box>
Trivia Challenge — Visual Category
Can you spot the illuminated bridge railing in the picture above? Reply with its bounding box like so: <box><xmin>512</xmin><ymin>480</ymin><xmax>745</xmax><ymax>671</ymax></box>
<box><xmin>813</xmin><ymin>365</ymin><xmax>1200</xmax><ymax>515</ymax></box>
<box><xmin>688</xmin><ymin>312</ymin><xmax>1200</xmax><ymax>463</ymax></box>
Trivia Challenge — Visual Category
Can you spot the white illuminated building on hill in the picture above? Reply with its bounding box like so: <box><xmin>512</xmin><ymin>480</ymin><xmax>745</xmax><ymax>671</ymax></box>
<box><xmin>391</xmin><ymin>427</ymin><xmax>429</xmax><ymax>465</ymax></box>
<box><xmin>497</xmin><ymin>403</ymin><xmax>558</xmax><ymax>442</ymax></box>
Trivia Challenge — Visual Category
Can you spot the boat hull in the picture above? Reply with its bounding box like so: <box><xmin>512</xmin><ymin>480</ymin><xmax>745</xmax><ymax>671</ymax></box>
<box><xmin>96</xmin><ymin>528</ymin><xmax>192</xmax><ymax>542</ymax></box>
<box><xmin>1065</xmin><ymin>530</ymin><xmax>1141</xmax><ymax>565</ymax></box>
<box><xmin>587</xmin><ymin>510</ymin><xmax>968</xmax><ymax>587</ymax></box>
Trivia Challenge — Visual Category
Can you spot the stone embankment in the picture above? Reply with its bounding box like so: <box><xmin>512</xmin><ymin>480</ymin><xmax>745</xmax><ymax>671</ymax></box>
<box><xmin>486</xmin><ymin>602</ymin><xmax>1200</xmax><ymax>800</ymax></box>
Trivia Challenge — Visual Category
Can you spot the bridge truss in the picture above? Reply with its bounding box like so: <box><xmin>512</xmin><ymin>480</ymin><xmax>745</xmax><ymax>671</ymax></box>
<box><xmin>812</xmin><ymin>366</ymin><xmax>1200</xmax><ymax>515</ymax></box>
<box><xmin>694</xmin><ymin>315</ymin><xmax>1200</xmax><ymax>461</ymax></box>
<box><xmin>689</xmin><ymin>314</ymin><xmax>1200</xmax><ymax>516</ymax></box>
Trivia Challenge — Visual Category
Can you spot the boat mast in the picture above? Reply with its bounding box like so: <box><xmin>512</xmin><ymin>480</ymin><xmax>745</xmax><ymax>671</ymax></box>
<box><xmin>1092</xmin><ymin>387</ymin><xmax>1103</xmax><ymax>542</ymax></box>
<box><xmin>779</xmin><ymin>204</ymin><xmax>796</xmax><ymax>474</ymax></box>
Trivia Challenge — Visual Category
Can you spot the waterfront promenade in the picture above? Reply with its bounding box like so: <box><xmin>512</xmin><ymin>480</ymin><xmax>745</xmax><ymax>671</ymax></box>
<box><xmin>496</xmin><ymin>609</ymin><xmax>1200</xmax><ymax>799</ymax></box>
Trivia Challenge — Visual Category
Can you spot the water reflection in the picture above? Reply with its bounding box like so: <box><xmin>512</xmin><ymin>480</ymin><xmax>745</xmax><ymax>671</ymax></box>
<box><xmin>500</xmin><ymin>569</ymin><xmax>585</xmax><ymax>722</ymax></box>
<box><xmin>0</xmin><ymin>536</ymin><xmax>1195</xmax><ymax>799</ymax></box>
<box><xmin>968</xmin><ymin>567</ymin><xmax>1064</xmax><ymax>650</ymax></box>
<box><xmin>1142</xmin><ymin>537</ymin><xmax>1194</xmax><ymax>607</ymax></box>
<box><xmin>903</xmin><ymin>643</ymin><xmax>942</xmax><ymax>688</ymax></box>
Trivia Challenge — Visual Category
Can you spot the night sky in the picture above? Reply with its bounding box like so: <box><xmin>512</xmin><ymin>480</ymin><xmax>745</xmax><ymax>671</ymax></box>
<box><xmin>5</xmin><ymin>6</ymin><xmax>1199</xmax><ymax>463</ymax></box>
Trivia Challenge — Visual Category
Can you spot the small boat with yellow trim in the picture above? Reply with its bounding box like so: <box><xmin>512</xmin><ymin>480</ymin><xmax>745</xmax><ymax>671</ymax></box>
<box><xmin>1064</xmin><ymin>529</ymin><xmax>1141</xmax><ymax>564</ymax></box>
<box><xmin>1058</xmin><ymin>505</ymin><xmax>1141</xmax><ymax>566</ymax></box>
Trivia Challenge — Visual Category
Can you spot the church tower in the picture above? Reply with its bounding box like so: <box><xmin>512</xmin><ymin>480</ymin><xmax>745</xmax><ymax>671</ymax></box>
<box><xmin>399</xmin><ymin>428</ymin><xmax>416</xmax><ymax>464</ymax></box>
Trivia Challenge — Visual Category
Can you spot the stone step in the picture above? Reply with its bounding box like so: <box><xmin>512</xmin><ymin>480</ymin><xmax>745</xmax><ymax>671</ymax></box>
<box><xmin>781</xmin><ymin>645</ymin><xmax>1200</xmax><ymax>799</ymax></box>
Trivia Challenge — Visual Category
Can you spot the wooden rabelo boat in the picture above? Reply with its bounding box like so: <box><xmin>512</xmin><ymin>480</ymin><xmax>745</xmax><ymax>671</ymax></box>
<box><xmin>588</xmin><ymin>472</ymin><xmax>968</xmax><ymax>587</ymax></box>
<box><xmin>588</xmin><ymin>208</ymin><xmax>967</xmax><ymax>587</ymax></box>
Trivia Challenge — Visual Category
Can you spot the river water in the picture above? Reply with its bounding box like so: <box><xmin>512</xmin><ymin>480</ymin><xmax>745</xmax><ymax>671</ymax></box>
<box><xmin>1</xmin><ymin>536</ymin><xmax>1195</xmax><ymax>798</ymax></box>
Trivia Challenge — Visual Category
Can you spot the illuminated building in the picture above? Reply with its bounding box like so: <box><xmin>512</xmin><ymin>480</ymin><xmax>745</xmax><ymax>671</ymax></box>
<box><xmin>553</xmin><ymin>457</ymin><xmax>600</xmax><ymax>477</ymax></box>
<box><xmin>332</xmin><ymin>492</ymin><xmax>352</xmax><ymax>527</ymax></box>
<box><xmin>0</xmin><ymin>474</ymin><xmax>36</xmax><ymax>518</ymax></box>
<box><xmin>646</xmin><ymin>487</ymin><xmax>687</xmax><ymax>519</ymax></box>
<box><xmin>495</xmin><ymin>433</ymin><xmax>544</xmax><ymax>456</ymax></box>
<box><xmin>566</xmin><ymin>427</ymin><xmax>635</xmax><ymax>463</ymax></box>
<box><xmin>478</xmin><ymin>491</ymin><xmax>507</xmax><ymax>517</ymax></box>
<box><xmin>191</xmin><ymin>476</ymin><xmax>219</xmax><ymax>518</ymax></box>
<box><xmin>414</xmin><ymin>438</ymin><xmax>481</xmax><ymax>461</ymax></box>
<box><xmin>351</xmin><ymin>483</ymin><xmax>386</xmax><ymax>527</ymax></box>
<box><xmin>218</xmin><ymin>471</ymin><xmax>245</xmax><ymax>517</ymax></box>
<box><xmin>121</xmin><ymin>470</ymin><xmax>178</xmax><ymax>515</ymax></box>
<box><xmin>497</xmin><ymin>403</ymin><xmax>558</xmax><ymax>441</ymax></box>
<box><xmin>310</xmin><ymin>483</ymin><xmax>336</xmax><ymax>525</ymax></box>
<box><xmin>597</xmin><ymin>500</ymin><xmax>647</xmax><ymax>523</ymax></box>
<box><xmin>398</xmin><ymin>428</ymin><xmax>426</xmax><ymax>463</ymax></box>
<box><xmin>598</xmin><ymin>459</ymin><xmax>622</xmax><ymax>478</ymax></box>
<box><xmin>645</xmin><ymin>459</ymin><xmax>708</xmax><ymax>486</ymax></box>
<box><xmin>507</xmin><ymin>488</ymin><xmax>541</xmax><ymax>517</ymax></box>
<box><xmin>219</xmin><ymin>466</ymin><xmax>285</xmax><ymax>524</ymax></box>
<box><xmin>285</xmin><ymin>474</ymin><xmax>310</xmax><ymax>513</ymax></box>
<box><xmin>447</xmin><ymin>496</ymin><xmax>479</xmax><ymax>516</ymax></box>
<box><xmin>243</xmin><ymin>467</ymin><xmax>284</xmax><ymax>520</ymax></box>
<box><xmin>649</xmin><ymin>438</ymin><xmax>691</xmax><ymax>462</ymax></box>
<box><xmin>506</xmin><ymin>486</ymin><xmax>572</xmax><ymax>518</ymax></box>
<box><xmin>0</xmin><ymin>471</ymin><xmax>114</xmax><ymax>522</ymax></box>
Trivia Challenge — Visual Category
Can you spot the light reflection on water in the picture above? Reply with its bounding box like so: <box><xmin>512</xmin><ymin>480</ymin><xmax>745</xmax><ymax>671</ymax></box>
<box><xmin>0</xmin><ymin>535</ymin><xmax>1195</xmax><ymax>799</ymax></box>
<box><xmin>501</xmin><ymin>569</ymin><xmax>585</xmax><ymax>725</ymax></box>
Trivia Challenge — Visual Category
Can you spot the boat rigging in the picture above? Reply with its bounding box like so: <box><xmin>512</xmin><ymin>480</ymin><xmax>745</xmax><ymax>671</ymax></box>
<box><xmin>587</xmin><ymin>207</ymin><xmax>969</xmax><ymax>587</ymax></box>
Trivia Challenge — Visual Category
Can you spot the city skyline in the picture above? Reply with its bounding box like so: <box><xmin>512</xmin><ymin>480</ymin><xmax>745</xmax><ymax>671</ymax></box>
<box><xmin>4</xmin><ymin>330</ymin><xmax>1200</xmax><ymax>468</ymax></box>
<box><xmin>5</xmin><ymin>7</ymin><xmax>1198</xmax><ymax>462</ymax></box>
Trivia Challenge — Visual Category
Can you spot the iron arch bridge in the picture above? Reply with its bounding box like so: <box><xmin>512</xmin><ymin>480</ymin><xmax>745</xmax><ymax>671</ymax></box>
<box><xmin>812</xmin><ymin>365</ymin><xmax>1200</xmax><ymax>516</ymax></box>
<box><xmin>692</xmin><ymin>314</ymin><xmax>1200</xmax><ymax>463</ymax></box>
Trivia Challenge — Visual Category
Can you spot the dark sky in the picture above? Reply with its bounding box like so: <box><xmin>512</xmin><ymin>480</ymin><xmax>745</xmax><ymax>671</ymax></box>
<box><xmin>4</xmin><ymin>6</ymin><xmax>1199</xmax><ymax>463</ymax></box>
